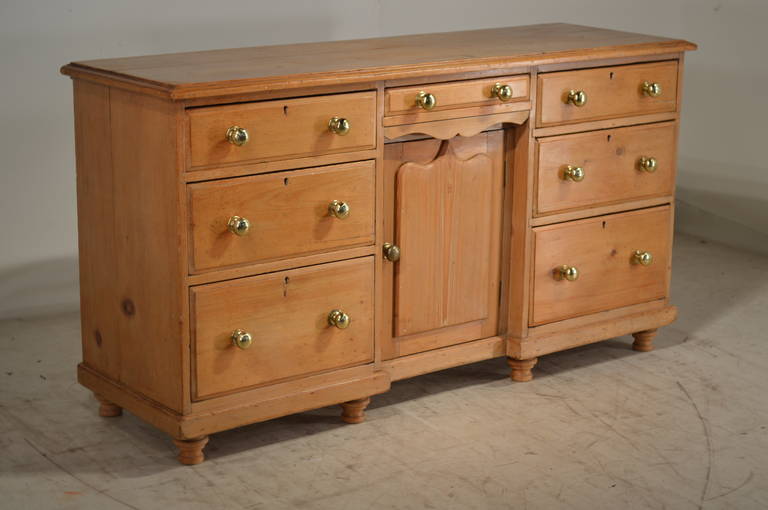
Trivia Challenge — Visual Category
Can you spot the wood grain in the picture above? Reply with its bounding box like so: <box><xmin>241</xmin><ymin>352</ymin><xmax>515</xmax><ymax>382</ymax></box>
<box><xmin>385</xmin><ymin>75</ymin><xmax>529</xmax><ymax>117</ymax></box>
<box><xmin>535</xmin><ymin>122</ymin><xmax>677</xmax><ymax>215</ymax></box>
<box><xmin>382</xmin><ymin>336</ymin><xmax>505</xmax><ymax>381</ymax></box>
<box><xmin>383</xmin><ymin>110</ymin><xmax>529</xmax><ymax>140</ymax></box>
<box><xmin>191</xmin><ymin>258</ymin><xmax>374</xmax><ymax>399</ymax></box>
<box><xmin>73</xmin><ymin>81</ymin><xmax>186</xmax><ymax>412</ymax></box>
<box><xmin>537</xmin><ymin>61</ymin><xmax>678</xmax><ymax>127</ymax></box>
<box><xmin>383</xmin><ymin>133</ymin><xmax>503</xmax><ymax>357</ymax></box>
<box><xmin>512</xmin><ymin>305</ymin><xmax>677</xmax><ymax>359</ymax></box>
<box><xmin>188</xmin><ymin>91</ymin><xmax>376</xmax><ymax>168</ymax></box>
<box><xmin>61</xmin><ymin>24</ymin><xmax>695</xmax><ymax>100</ymax></box>
<box><xmin>188</xmin><ymin>161</ymin><xmax>375</xmax><ymax>272</ymax></box>
<box><xmin>531</xmin><ymin>206</ymin><xmax>672</xmax><ymax>325</ymax></box>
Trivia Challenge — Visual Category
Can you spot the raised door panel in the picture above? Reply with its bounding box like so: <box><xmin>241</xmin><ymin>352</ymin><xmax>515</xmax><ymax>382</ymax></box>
<box><xmin>384</xmin><ymin>132</ymin><xmax>504</xmax><ymax>358</ymax></box>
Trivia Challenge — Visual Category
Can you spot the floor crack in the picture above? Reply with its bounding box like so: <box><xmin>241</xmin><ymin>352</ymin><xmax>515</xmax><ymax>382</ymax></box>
<box><xmin>676</xmin><ymin>381</ymin><xmax>713</xmax><ymax>509</ymax></box>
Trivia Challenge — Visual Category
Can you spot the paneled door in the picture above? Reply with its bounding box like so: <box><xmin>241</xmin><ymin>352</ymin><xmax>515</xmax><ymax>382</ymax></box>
<box><xmin>382</xmin><ymin>131</ymin><xmax>505</xmax><ymax>359</ymax></box>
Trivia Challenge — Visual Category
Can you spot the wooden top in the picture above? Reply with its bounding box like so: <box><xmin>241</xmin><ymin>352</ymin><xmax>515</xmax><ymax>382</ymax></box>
<box><xmin>61</xmin><ymin>23</ymin><xmax>696</xmax><ymax>101</ymax></box>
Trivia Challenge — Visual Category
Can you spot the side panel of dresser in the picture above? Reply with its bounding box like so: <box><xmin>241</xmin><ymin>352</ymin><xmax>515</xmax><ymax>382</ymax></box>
<box><xmin>73</xmin><ymin>80</ymin><xmax>187</xmax><ymax>413</ymax></box>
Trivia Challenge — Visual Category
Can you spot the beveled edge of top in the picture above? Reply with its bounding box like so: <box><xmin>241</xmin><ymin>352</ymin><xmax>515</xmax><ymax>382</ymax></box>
<box><xmin>61</xmin><ymin>23</ymin><xmax>697</xmax><ymax>101</ymax></box>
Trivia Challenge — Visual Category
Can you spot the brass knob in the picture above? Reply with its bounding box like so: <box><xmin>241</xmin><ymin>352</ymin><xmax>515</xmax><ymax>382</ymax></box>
<box><xmin>638</xmin><ymin>156</ymin><xmax>658</xmax><ymax>173</ymax></box>
<box><xmin>328</xmin><ymin>200</ymin><xmax>350</xmax><ymax>219</ymax></box>
<box><xmin>227</xmin><ymin>216</ymin><xmax>250</xmax><ymax>236</ymax></box>
<box><xmin>642</xmin><ymin>81</ymin><xmax>663</xmax><ymax>97</ymax></box>
<box><xmin>328</xmin><ymin>309</ymin><xmax>351</xmax><ymax>329</ymax></box>
<box><xmin>491</xmin><ymin>83</ymin><xmax>513</xmax><ymax>102</ymax></box>
<box><xmin>561</xmin><ymin>165</ymin><xmax>585</xmax><ymax>182</ymax></box>
<box><xmin>383</xmin><ymin>242</ymin><xmax>400</xmax><ymax>262</ymax></box>
<box><xmin>226</xmin><ymin>126</ymin><xmax>249</xmax><ymax>146</ymax></box>
<box><xmin>328</xmin><ymin>117</ymin><xmax>351</xmax><ymax>136</ymax></box>
<box><xmin>231</xmin><ymin>329</ymin><xmax>253</xmax><ymax>349</ymax></box>
<box><xmin>554</xmin><ymin>265</ymin><xmax>579</xmax><ymax>281</ymax></box>
<box><xmin>566</xmin><ymin>90</ymin><xmax>588</xmax><ymax>107</ymax></box>
<box><xmin>632</xmin><ymin>250</ymin><xmax>654</xmax><ymax>266</ymax></box>
<box><xmin>416</xmin><ymin>91</ymin><xmax>437</xmax><ymax>110</ymax></box>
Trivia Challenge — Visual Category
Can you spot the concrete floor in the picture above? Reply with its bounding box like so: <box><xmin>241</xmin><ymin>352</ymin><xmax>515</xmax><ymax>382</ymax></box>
<box><xmin>1</xmin><ymin>233</ymin><xmax>767</xmax><ymax>510</ymax></box>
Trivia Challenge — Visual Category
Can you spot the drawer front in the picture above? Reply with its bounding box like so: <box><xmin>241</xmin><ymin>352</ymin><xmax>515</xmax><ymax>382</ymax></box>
<box><xmin>537</xmin><ymin>61</ymin><xmax>678</xmax><ymax>127</ymax></box>
<box><xmin>189</xmin><ymin>161</ymin><xmax>375</xmax><ymax>272</ymax></box>
<box><xmin>192</xmin><ymin>257</ymin><xmax>374</xmax><ymax>399</ymax></box>
<box><xmin>385</xmin><ymin>75</ymin><xmax>529</xmax><ymax>118</ymax></box>
<box><xmin>188</xmin><ymin>91</ymin><xmax>376</xmax><ymax>168</ymax></box>
<box><xmin>536</xmin><ymin>122</ymin><xmax>677</xmax><ymax>215</ymax></box>
<box><xmin>531</xmin><ymin>206</ymin><xmax>671</xmax><ymax>326</ymax></box>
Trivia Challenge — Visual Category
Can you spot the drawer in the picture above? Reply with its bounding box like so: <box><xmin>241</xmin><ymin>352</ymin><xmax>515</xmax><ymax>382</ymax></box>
<box><xmin>192</xmin><ymin>257</ymin><xmax>374</xmax><ymax>399</ymax></box>
<box><xmin>531</xmin><ymin>206</ymin><xmax>671</xmax><ymax>326</ymax></box>
<box><xmin>385</xmin><ymin>75</ymin><xmax>529</xmax><ymax>119</ymax></box>
<box><xmin>188</xmin><ymin>91</ymin><xmax>376</xmax><ymax>168</ymax></box>
<box><xmin>189</xmin><ymin>161</ymin><xmax>375</xmax><ymax>272</ymax></box>
<box><xmin>535</xmin><ymin>122</ymin><xmax>677</xmax><ymax>215</ymax></box>
<box><xmin>537</xmin><ymin>61</ymin><xmax>678</xmax><ymax>127</ymax></box>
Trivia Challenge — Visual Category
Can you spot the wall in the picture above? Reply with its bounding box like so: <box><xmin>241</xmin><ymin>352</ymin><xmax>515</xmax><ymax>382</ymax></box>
<box><xmin>1</xmin><ymin>0</ymin><xmax>766</xmax><ymax>318</ymax></box>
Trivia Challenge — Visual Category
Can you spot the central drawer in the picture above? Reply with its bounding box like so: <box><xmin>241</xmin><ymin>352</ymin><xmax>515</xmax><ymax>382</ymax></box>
<box><xmin>188</xmin><ymin>91</ymin><xmax>376</xmax><ymax>168</ymax></box>
<box><xmin>192</xmin><ymin>257</ymin><xmax>374</xmax><ymax>399</ymax></box>
<box><xmin>531</xmin><ymin>206</ymin><xmax>671</xmax><ymax>326</ymax></box>
<box><xmin>385</xmin><ymin>75</ymin><xmax>529</xmax><ymax>121</ymax></box>
<box><xmin>188</xmin><ymin>161</ymin><xmax>375</xmax><ymax>273</ymax></box>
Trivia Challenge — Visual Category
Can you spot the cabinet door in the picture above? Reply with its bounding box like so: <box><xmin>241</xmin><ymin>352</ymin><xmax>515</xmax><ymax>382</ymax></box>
<box><xmin>382</xmin><ymin>131</ymin><xmax>504</xmax><ymax>359</ymax></box>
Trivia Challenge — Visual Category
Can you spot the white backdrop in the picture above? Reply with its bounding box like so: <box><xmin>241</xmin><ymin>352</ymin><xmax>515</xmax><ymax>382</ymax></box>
<box><xmin>1</xmin><ymin>0</ymin><xmax>766</xmax><ymax>318</ymax></box>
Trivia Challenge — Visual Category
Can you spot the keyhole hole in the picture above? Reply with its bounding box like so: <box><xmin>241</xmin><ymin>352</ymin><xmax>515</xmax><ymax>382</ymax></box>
<box><xmin>607</xmin><ymin>134</ymin><xmax>612</xmax><ymax>142</ymax></box>
<box><xmin>609</xmin><ymin>72</ymin><xmax>614</xmax><ymax>80</ymax></box>
<box><xmin>284</xmin><ymin>177</ymin><xmax>289</xmax><ymax>186</ymax></box>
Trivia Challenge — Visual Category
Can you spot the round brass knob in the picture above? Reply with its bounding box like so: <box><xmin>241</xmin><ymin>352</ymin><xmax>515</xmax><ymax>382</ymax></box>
<box><xmin>227</xmin><ymin>216</ymin><xmax>250</xmax><ymax>236</ymax></box>
<box><xmin>231</xmin><ymin>329</ymin><xmax>253</xmax><ymax>349</ymax></box>
<box><xmin>566</xmin><ymin>90</ymin><xmax>588</xmax><ymax>107</ymax></box>
<box><xmin>328</xmin><ymin>309</ymin><xmax>351</xmax><ymax>329</ymax></box>
<box><xmin>416</xmin><ymin>91</ymin><xmax>437</xmax><ymax>110</ymax></box>
<box><xmin>633</xmin><ymin>250</ymin><xmax>654</xmax><ymax>266</ymax></box>
<box><xmin>226</xmin><ymin>126</ymin><xmax>249</xmax><ymax>146</ymax></box>
<box><xmin>328</xmin><ymin>117</ymin><xmax>351</xmax><ymax>136</ymax></box>
<box><xmin>383</xmin><ymin>242</ymin><xmax>400</xmax><ymax>262</ymax></box>
<box><xmin>561</xmin><ymin>165</ymin><xmax>585</xmax><ymax>182</ymax></box>
<box><xmin>492</xmin><ymin>83</ymin><xmax>514</xmax><ymax>102</ymax></box>
<box><xmin>328</xmin><ymin>200</ymin><xmax>350</xmax><ymax>219</ymax></box>
<box><xmin>638</xmin><ymin>156</ymin><xmax>658</xmax><ymax>173</ymax></box>
<box><xmin>554</xmin><ymin>265</ymin><xmax>579</xmax><ymax>281</ymax></box>
<box><xmin>642</xmin><ymin>81</ymin><xmax>663</xmax><ymax>97</ymax></box>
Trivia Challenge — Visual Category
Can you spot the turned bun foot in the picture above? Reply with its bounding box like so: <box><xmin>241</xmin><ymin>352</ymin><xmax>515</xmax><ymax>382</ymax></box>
<box><xmin>340</xmin><ymin>397</ymin><xmax>371</xmax><ymax>424</ymax></box>
<box><xmin>173</xmin><ymin>436</ymin><xmax>209</xmax><ymax>465</ymax></box>
<box><xmin>94</xmin><ymin>393</ymin><xmax>122</xmax><ymax>417</ymax></box>
<box><xmin>507</xmin><ymin>357</ymin><xmax>538</xmax><ymax>382</ymax></box>
<box><xmin>632</xmin><ymin>329</ymin><xmax>658</xmax><ymax>352</ymax></box>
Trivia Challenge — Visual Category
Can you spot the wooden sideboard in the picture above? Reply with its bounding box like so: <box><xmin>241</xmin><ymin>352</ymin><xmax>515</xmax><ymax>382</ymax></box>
<box><xmin>61</xmin><ymin>23</ymin><xmax>696</xmax><ymax>464</ymax></box>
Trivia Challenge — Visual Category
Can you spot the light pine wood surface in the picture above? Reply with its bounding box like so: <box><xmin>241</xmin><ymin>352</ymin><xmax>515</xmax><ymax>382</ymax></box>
<box><xmin>61</xmin><ymin>24</ymin><xmax>695</xmax><ymax>100</ymax></box>
<box><xmin>537</xmin><ymin>61</ymin><xmax>679</xmax><ymax>127</ymax></box>
<box><xmin>63</xmin><ymin>23</ymin><xmax>695</xmax><ymax>463</ymax></box>
<box><xmin>188</xmin><ymin>161</ymin><xmax>375</xmax><ymax>272</ymax></box>
<box><xmin>531</xmin><ymin>206</ymin><xmax>672</xmax><ymax>326</ymax></box>
<box><xmin>188</xmin><ymin>91</ymin><xmax>376</xmax><ymax>168</ymax></box>
<box><xmin>191</xmin><ymin>257</ymin><xmax>374</xmax><ymax>399</ymax></box>
<box><xmin>535</xmin><ymin>121</ymin><xmax>677</xmax><ymax>215</ymax></box>
<box><xmin>385</xmin><ymin>75</ymin><xmax>529</xmax><ymax>116</ymax></box>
